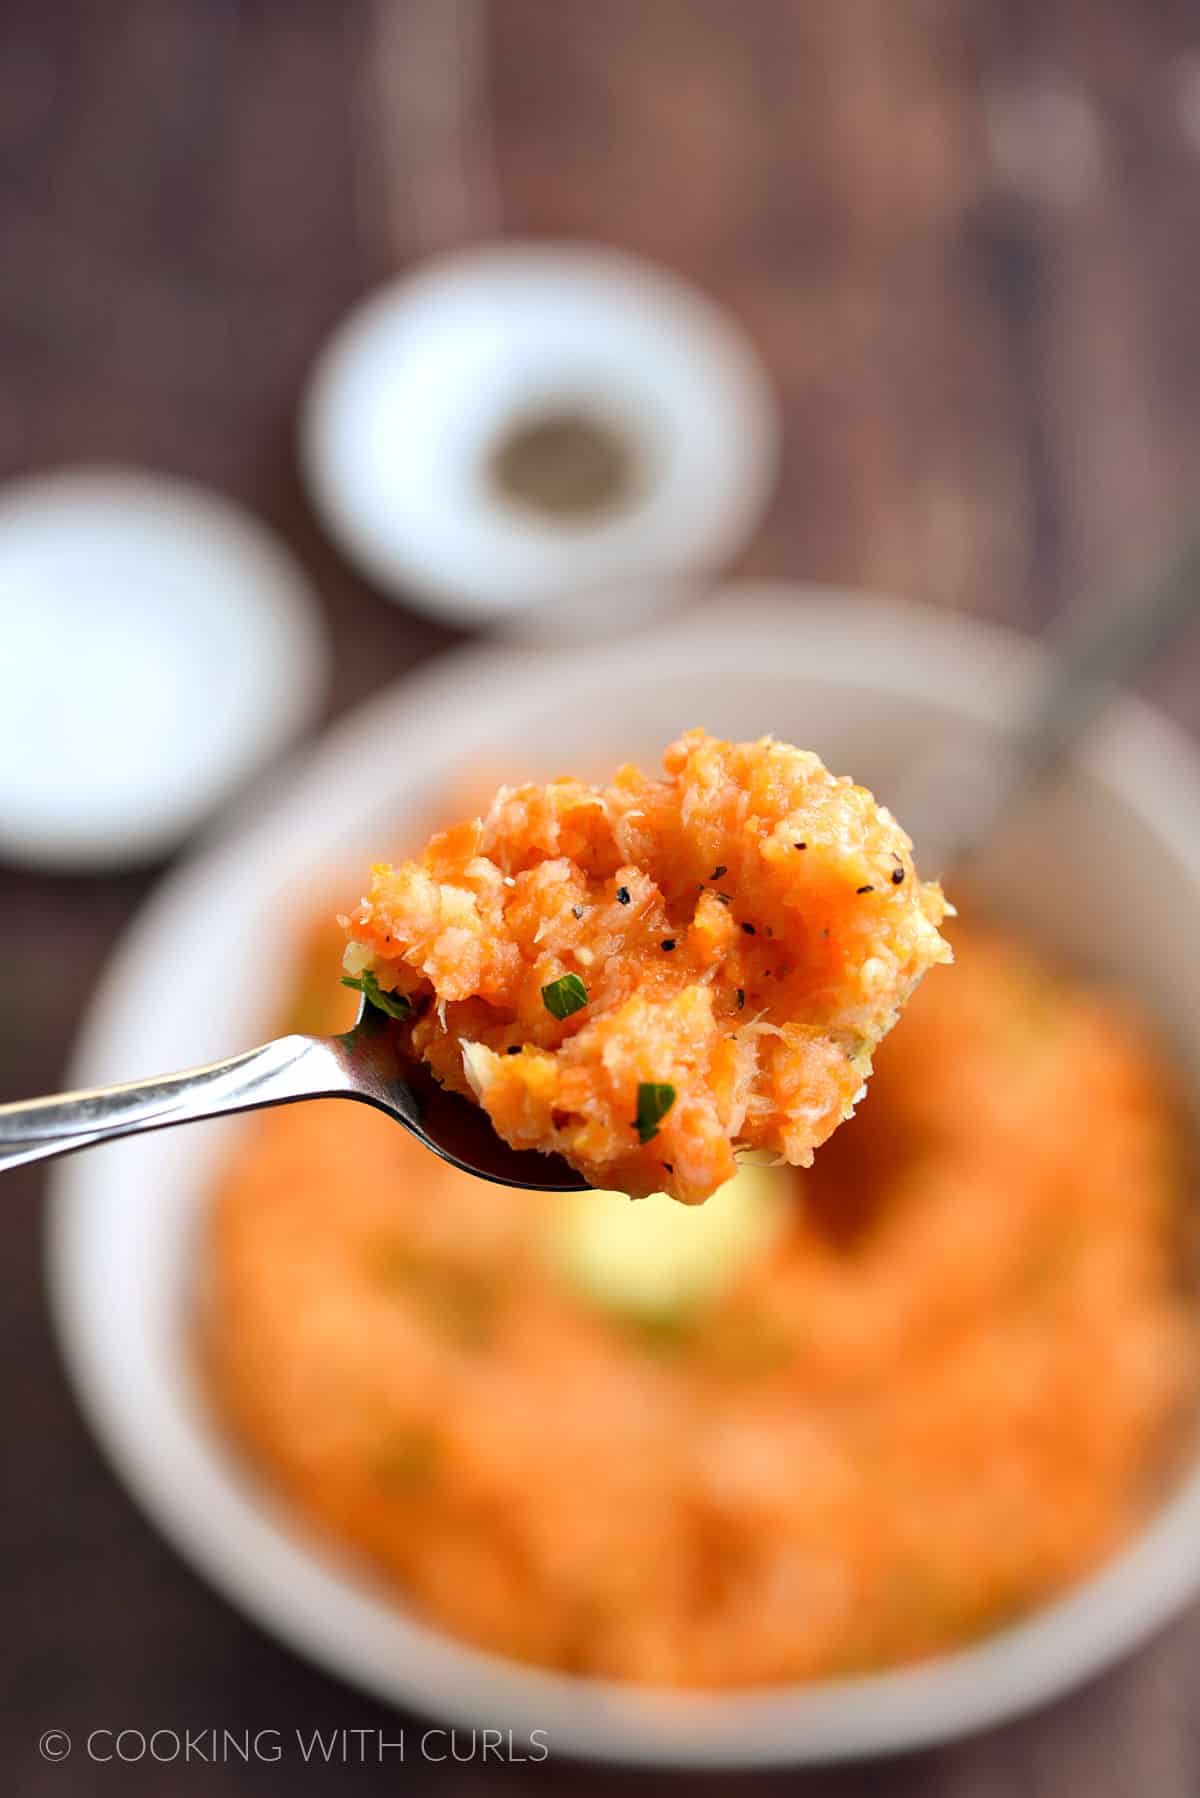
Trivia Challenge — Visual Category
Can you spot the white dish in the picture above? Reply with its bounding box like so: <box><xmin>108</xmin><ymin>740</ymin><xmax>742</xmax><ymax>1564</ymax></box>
<box><xmin>0</xmin><ymin>466</ymin><xmax>329</xmax><ymax>870</ymax></box>
<box><xmin>300</xmin><ymin>245</ymin><xmax>778</xmax><ymax>632</ymax></box>
<box><xmin>46</xmin><ymin>589</ymin><xmax>1200</xmax><ymax>1765</ymax></box>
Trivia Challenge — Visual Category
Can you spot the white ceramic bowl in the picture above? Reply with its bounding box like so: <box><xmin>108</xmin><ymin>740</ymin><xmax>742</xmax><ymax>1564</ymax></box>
<box><xmin>46</xmin><ymin>589</ymin><xmax>1200</xmax><ymax>1766</ymax></box>
<box><xmin>300</xmin><ymin>246</ymin><xmax>778</xmax><ymax>633</ymax></box>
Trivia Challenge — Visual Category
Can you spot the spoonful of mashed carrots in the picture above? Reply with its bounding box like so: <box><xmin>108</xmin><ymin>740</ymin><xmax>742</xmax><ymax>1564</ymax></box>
<box><xmin>0</xmin><ymin>730</ymin><xmax>948</xmax><ymax>1195</ymax></box>
<box><xmin>340</xmin><ymin>730</ymin><xmax>951</xmax><ymax>1202</ymax></box>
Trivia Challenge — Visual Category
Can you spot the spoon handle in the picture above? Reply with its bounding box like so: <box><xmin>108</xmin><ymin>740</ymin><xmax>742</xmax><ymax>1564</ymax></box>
<box><xmin>0</xmin><ymin>1036</ymin><xmax>350</xmax><ymax>1173</ymax></box>
<box><xmin>902</xmin><ymin>525</ymin><xmax>1200</xmax><ymax>874</ymax></box>
<box><xmin>1021</xmin><ymin>527</ymin><xmax>1200</xmax><ymax>780</ymax></box>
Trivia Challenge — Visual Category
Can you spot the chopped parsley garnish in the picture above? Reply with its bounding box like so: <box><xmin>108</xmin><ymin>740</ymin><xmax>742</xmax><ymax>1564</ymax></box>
<box><xmin>541</xmin><ymin>972</ymin><xmax>589</xmax><ymax>1020</ymax></box>
<box><xmin>615</xmin><ymin>885</ymin><xmax>631</xmax><ymax>905</ymax></box>
<box><xmin>341</xmin><ymin>970</ymin><xmax>416</xmax><ymax>1021</ymax></box>
<box><xmin>634</xmin><ymin>1081</ymin><xmax>676</xmax><ymax>1143</ymax></box>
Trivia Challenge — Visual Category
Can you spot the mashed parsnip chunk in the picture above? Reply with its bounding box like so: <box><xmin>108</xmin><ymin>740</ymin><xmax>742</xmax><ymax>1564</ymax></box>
<box><xmin>341</xmin><ymin>730</ymin><xmax>951</xmax><ymax>1200</ymax></box>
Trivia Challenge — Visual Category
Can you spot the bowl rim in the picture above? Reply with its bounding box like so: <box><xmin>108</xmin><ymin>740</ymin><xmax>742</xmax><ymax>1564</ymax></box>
<box><xmin>44</xmin><ymin>585</ymin><xmax>1200</xmax><ymax>1767</ymax></box>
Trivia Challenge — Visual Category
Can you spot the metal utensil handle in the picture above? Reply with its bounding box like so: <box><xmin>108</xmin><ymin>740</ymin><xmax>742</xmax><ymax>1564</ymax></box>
<box><xmin>906</xmin><ymin>524</ymin><xmax>1200</xmax><ymax>874</ymax></box>
<box><xmin>0</xmin><ymin>1035</ymin><xmax>348</xmax><ymax>1174</ymax></box>
<box><xmin>1020</xmin><ymin>526</ymin><xmax>1200</xmax><ymax>781</ymax></box>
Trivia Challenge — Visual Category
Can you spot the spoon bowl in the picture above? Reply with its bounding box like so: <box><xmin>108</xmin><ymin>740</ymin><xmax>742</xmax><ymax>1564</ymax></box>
<box><xmin>336</xmin><ymin>999</ymin><xmax>589</xmax><ymax>1190</ymax></box>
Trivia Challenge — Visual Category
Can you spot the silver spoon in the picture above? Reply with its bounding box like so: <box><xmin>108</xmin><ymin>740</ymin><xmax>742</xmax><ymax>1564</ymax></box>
<box><xmin>0</xmin><ymin>993</ymin><xmax>588</xmax><ymax>1189</ymax></box>
<box><xmin>5</xmin><ymin>529</ymin><xmax>1199</xmax><ymax>1187</ymax></box>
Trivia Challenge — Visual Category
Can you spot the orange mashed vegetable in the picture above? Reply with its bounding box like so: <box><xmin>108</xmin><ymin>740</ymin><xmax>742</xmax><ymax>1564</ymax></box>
<box><xmin>204</xmin><ymin>914</ymin><xmax>1198</xmax><ymax>1687</ymax></box>
<box><xmin>340</xmin><ymin>730</ymin><xmax>951</xmax><ymax>1201</ymax></box>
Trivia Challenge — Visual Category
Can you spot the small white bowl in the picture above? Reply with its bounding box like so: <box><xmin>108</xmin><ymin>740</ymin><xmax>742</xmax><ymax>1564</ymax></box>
<box><xmin>0</xmin><ymin>466</ymin><xmax>329</xmax><ymax>870</ymax></box>
<box><xmin>300</xmin><ymin>246</ymin><xmax>779</xmax><ymax>631</ymax></box>
<box><xmin>46</xmin><ymin>590</ymin><xmax>1200</xmax><ymax>1765</ymax></box>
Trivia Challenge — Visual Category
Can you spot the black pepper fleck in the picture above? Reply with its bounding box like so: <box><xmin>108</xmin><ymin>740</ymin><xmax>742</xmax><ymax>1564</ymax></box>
<box><xmin>741</xmin><ymin>922</ymin><xmax>756</xmax><ymax>935</ymax></box>
<box><xmin>616</xmin><ymin>886</ymin><xmax>631</xmax><ymax>905</ymax></box>
<box><xmin>506</xmin><ymin>1045</ymin><xmax>522</xmax><ymax>1055</ymax></box>
<box><xmin>856</xmin><ymin>885</ymin><xmax>875</xmax><ymax>895</ymax></box>
<box><xmin>572</xmin><ymin>904</ymin><xmax>584</xmax><ymax>918</ymax></box>
<box><xmin>710</xmin><ymin>865</ymin><xmax>727</xmax><ymax>880</ymax></box>
<box><xmin>891</xmin><ymin>867</ymin><xmax>905</xmax><ymax>885</ymax></box>
<box><xmin>736</xmin><ymin>988</ymin><xmax>745</xmax><ymax>1009</ymax></box>
<box><xmin>660</xmin><ymin>938</ymin><xmax>676</xmax><ymax>952</ymax></box>
<box><xmin>794</xmin><ymin>841</ymin><xmax>807</xmax><ymax>850</ymax></box>
<box><xmin>716</xmin><ymin>892</ymin><xmax>731</xmax><ymax>905</ymax></box>
<box><xmin>662</xmin><ymin>1161</ymin><xmax>674</xmax><ymax>1174</ymax></box>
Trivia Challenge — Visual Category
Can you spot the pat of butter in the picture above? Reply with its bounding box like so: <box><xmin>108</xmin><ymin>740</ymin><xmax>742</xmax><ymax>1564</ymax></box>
<box><xmin>543</xmin><ymin>1160</ymin><xmax>787</xmax><ymax>1324</ymax></box>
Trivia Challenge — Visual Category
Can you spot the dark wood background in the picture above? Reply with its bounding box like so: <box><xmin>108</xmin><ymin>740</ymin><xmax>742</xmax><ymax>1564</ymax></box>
<box><xmin>6</xmin><ymin>2</ymin><xmax>1200</xmax><ymax>1792</ymax></box>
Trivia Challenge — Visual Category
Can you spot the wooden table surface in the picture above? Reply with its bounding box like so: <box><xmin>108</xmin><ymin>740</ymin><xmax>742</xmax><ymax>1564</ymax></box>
<box><xmin>6</xmin><ymin>2</ymin><xmax>1200</xmax><ymax>1792</ymax></box>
